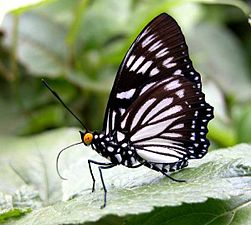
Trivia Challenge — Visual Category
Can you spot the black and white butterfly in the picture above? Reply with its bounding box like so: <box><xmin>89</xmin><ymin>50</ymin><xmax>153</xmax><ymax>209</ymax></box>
<box><xmin>44</xmin><ymin>13</ymin><xmax>214</xmax><ymax>208</ymax></box>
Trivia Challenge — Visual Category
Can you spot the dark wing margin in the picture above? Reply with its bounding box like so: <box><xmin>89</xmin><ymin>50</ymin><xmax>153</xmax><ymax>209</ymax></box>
<box><xmin>102</xmin><ymin>13</ymin><xmax>203</xmax><ymax>135</ymax></box>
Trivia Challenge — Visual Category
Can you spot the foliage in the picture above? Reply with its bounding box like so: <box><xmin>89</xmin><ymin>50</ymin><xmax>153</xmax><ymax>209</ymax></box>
<box><xmin>0</xmin><ymin>128</ymin><xmax>250</xmax><ymax>224</ymax></box>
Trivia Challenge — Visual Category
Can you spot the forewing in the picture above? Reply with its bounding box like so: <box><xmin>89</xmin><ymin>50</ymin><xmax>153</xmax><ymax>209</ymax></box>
<box><xmin>103</xmin><ymin>13</ymin><xmax>202</xmax><ymax>134</ymax></box>
<box><xmin>118</xmin><ymin>76</ymin><xmax>213</xmax><ymax>163</ymax></box>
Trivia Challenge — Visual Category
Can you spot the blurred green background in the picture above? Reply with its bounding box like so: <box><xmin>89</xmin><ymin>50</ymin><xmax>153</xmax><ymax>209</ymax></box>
<box><xmin>0</xmin><ymin>0</ymin><xmax>251</xmax><ymax>149</ymax></box>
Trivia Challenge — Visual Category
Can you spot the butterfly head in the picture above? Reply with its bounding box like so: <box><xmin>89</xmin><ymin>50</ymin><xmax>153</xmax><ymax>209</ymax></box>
<box><xmin>80</xmin><ymin>131</ymin><xmax>93</xmax><ymax>146</ymax></box>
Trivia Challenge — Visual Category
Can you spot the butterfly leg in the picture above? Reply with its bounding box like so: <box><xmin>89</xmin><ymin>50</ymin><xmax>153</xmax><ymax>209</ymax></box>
<box><xmin>98</xmin><ymin>164</ymin><xmax>116</xmax><ymax>209</ymax></box>
<box><xmin>88</xmin><ymin>160</ymin><xmax>113</xmax><ymax>193</ymax></box>
<box><xmin>161</xmin><ymin>171</ymin><xmax>186</xmax><ymax>183</ymax></box>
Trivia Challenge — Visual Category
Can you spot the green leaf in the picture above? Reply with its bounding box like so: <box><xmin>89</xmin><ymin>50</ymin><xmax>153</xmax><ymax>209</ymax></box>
<box><xmin>188</xmin><ymin>0</ymin><xmax>251</xmax><ymax>16</ymax></box>
<box><xmin>79</xmin><ymin>0</ymin><xmax>131</xmax><ymax>48</ymax></box>
<box><xmin>188</xmin><ymin>23</ymin><xmax>251</xmax><ymax>101</ymax></box>
<box><xmin>233</xmin><ymin>104</ymin><xmax>251</xmax><ymax>143</ymax></box>
<box><xmin>0</xmin><ymin>128</ymin><xmax>79</xmax><ymax>214</ymax></box>
<box><xmin>0</xmin><ymin>187</ymin><xmax>38</xmax><ymax>223</ymax></box>
<box><xmin>0</xmin><ymin>129</ymin><xmax>250</xmax><ymax>224</ymax></box>
<box><xmin>124</xmin><ymin>194</ymin><xmax>251</xmax><ymax>225</ymax></box>
<box><xmin>2</xmin><ymin>1</ymin><xmax>72</xmax><ymax>77</ymax></box>
<box><xmin>202</xmin><ymin>81</ymin><xmax>237</xmax><ymax>146</ymax></box>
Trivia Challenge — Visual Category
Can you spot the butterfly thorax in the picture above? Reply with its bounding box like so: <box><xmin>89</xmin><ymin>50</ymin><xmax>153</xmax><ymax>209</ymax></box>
<box><xmin>91</xmin><ymin>131</ymin><xmax>140</xmax><ymax>167</ymax></box>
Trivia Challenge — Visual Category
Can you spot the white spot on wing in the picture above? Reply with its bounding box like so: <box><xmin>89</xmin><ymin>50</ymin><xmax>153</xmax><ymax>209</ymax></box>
<box><xmin>142</xmin><ymin>98</ymin><xmax>173</xmax><ymax>124</ymax></box>
<box><xmin>105</xmin><ymin>109</ymin><xmax>110</xmax><ymax>134</ymax></box>
<box><xmin>175</xmin><ymin>89</ymin><xmax>185</xmax><ymax>98</ymax></box>
<box><xmin>139</xmin><ymin>28</ymin><xmax>149</xmax><ymax>40</ymax></box>
<box><xmin>166</xmin><ymin>63</ymin><xmax>177</xmax><ymax>68</ymax></box>
<box><xmin>163</xmin><ymin>57</ymin><xmax>177</xmax><ymax>68</ymax></box>
<box><xmin>163</xmin><ymin>57</ymin><xmax>173</xmax><ymax>66</ymax></box>
<box><xmin>150</xmin><ymin>68</ymin><xmax>159</xmax><ymax>76</ymax></box>
<box><xmin>131</xmin><ymin>98</ymin><xmax>156</xmax><ymax>130</ymax></box>
<box><xmin>117</xmin><ymin>131</ymin><xmax>125</xmax><ymax>142</ymax></box>
<box><xmin>156</xmin><ymin>48</ymin><xmax>169</xmax><ymax>58</ymax></box>
<box><xmin>174</xmin><ymin>69</ymin><xmax>182</xmax><ymax>75</ymax></box>
<box><xmin>142</xmin><ymin>34</ymin><xmax>156</xmax><ymax>48</ymax></box>
<box><xmin>122</xmin><ymin>143</ymin><xmax>127</xmax><ymax>148</ymax></box>
<box><xmin>131</xmin><ymin>116</ymin><xmax>183</xmax><ymax>142</ymax></box>
<box><xmin>145</xmin><ymin>146</ymin><xmax>183</xmax><ymax>157</ymax></box>
<box><xmin>170</xmin><ymin>124</ymin><xmax>184</xmax><ymax>130</ymax></box>
<box><xmin>126</xmin><ymin>55</ymin><xmax>135</xmax><ymax>68</ymax></box>
<box><xmin>107</xmin><ymin>146</ymin><xmax>114</xmax><ymax>152</ymax></box>
<box><xmin>162</xmin><ymin>133</ymin><xmax>182</xmax><ymax>138</ymax></box>
<box><xmin>149</xmin><ymin>40</ymin><xmax>162</xmax><ymax>52</ymax></box>
<box><xmin>137</xmin><ymin>61</ymin><xmax>153</xmax><ymax>74</ymax></box>
<box><xmin>165</xmin><ymin>80</ymin><xmax>181</xmax><ymax>90</ymax></box>
<box><xmin>139</xmin><ymin>82</ymin><xmax>156</xmax><ymax>95</ymax></box>
<box><xmin>136</xmin><ymin>149</ymin><xmax>179</xmax><ymax>163</ymax></box>
<box><xmin>112</xmin><ymin>111</ymin><xmax>116</xmax><ymax>130</ymax></box>
<box><xmin>121</xmin><ymin>113</ymin><xmax>129</xmax><ymax>129</ymax></box>
<box><xmin>150</xmin><ymin>106</ymin><xmax>182</xmax><ymax>123</ymax></box>
<box><xmin>119</xmin><ymin>108</ymin><xmax>126</xmax><ymax>115</ymax></box>
<box><xmin>194</xmin><ymin>143</ymin><xmax>199</xmax><ymax>147</ymax></box>
<box><xmin>116</xmin><ymin>89</ymin><xmax>136</xmax><ymax>99</ymax></box>
<box><xmin>130</xmin><ymin>56</ymin><xmax>145</xmax><ymax>71</ymax></box>
<box><xmin>134</xmin><ymin>138</ymin><xmax>185</xmax><ymax>151</ymax></box>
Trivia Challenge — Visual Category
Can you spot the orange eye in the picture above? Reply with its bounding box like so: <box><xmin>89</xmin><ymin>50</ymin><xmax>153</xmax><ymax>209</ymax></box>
<box><xmin>83</xmin><ymin>133</ymin><xmax>93</xmax><ymax>145</ymax></box>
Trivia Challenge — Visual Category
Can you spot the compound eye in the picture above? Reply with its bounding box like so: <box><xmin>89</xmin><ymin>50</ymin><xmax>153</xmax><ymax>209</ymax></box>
<box><xmin>83</xmin><ymin>133</ymin><xmax>93</xmax><ymax>145</ymax></box>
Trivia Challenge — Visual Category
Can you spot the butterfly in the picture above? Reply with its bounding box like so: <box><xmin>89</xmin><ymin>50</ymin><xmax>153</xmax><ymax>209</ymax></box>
<box><xmin>43</xmin><ymin>13</ymin><xmax>214</xmax><ymax>208</ymax></box>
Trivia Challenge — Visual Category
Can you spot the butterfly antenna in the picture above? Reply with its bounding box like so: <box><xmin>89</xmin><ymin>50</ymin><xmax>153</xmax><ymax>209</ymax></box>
<box><xmin>42</xmin><ymin>79</ymin><xmax>88</xmax><ymax>131</ymax></box>
<box><xmin>56</xmin><ymin>142</ymin><xmax>83</xmax><ymax>180</ymax></box>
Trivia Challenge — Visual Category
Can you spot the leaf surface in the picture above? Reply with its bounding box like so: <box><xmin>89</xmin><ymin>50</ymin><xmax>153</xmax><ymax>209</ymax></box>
<box><xmin>0</xmin><ymin>129</ymin><xmax>250</xmax><ymax>224</ymax></box>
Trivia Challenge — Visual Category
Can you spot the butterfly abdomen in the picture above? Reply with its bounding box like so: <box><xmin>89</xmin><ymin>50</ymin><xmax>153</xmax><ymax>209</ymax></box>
<box><xmin>143</xmin><ymin>159</ymin><xmax>188</xmax><ymax>174</ymax></box>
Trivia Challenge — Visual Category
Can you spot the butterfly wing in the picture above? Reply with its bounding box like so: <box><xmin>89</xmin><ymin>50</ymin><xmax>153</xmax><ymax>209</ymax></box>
<box><xmin>103</xmin><ymin>13</ymin><xmax>202</xmax><ymax>135</ymax></box>
<box><xmin>118</xmin><ymin>75</ymin><xmax>213</xmax><ymax>164</ymax></box>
